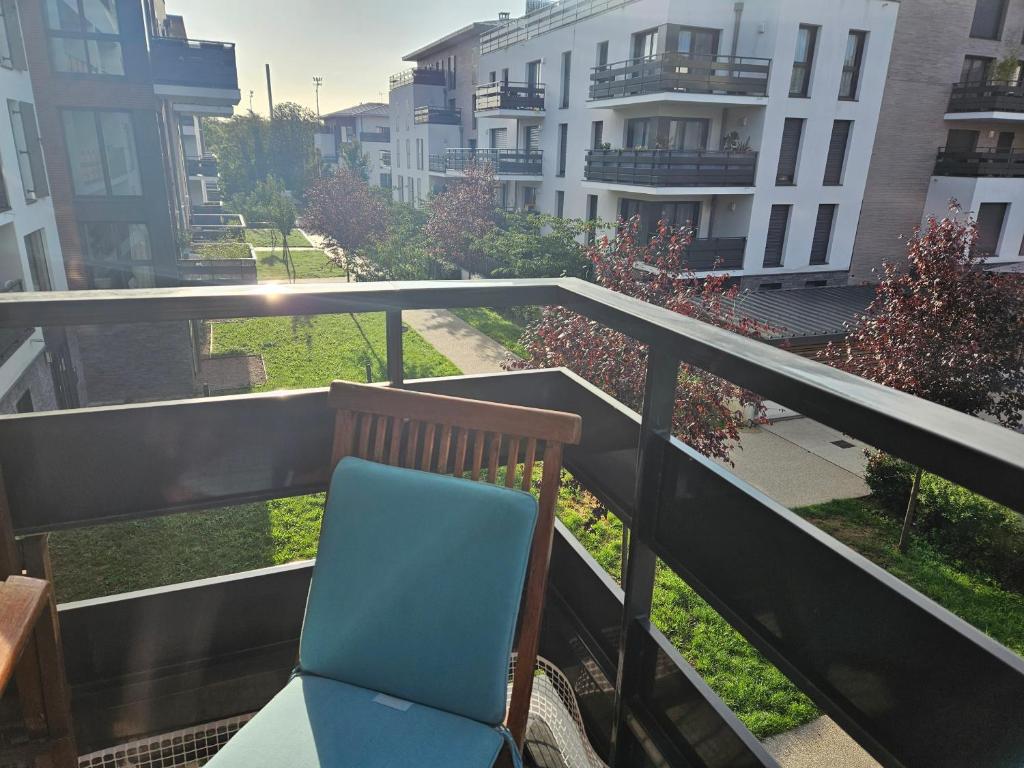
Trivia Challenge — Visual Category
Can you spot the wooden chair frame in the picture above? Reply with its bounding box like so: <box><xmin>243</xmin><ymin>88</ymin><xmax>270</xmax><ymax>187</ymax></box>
<box><xmin>327</xmin><ymin>381</ymin><xmax>582</xmax><ymax>749</ymax></box>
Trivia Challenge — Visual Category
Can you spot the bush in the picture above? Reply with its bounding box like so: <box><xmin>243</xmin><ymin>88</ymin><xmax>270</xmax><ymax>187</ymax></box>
<box><xmin>865</xmin><ymin>451</ymin><xmax>1024</xmax><ymax>591</ymax></box>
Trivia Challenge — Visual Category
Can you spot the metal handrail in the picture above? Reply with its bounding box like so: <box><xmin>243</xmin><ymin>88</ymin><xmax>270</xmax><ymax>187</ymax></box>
<box><xmin>590</xmin><ymin>51</ymin><xmax>771</xmax><ymax>99</ymax></box>
<box><xmin>480</xmin><ymin>0</ymin><xmax>641</xmax><ymax>53</ymax></box>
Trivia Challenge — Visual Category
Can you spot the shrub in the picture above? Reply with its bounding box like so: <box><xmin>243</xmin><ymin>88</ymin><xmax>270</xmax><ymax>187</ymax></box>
<box><xmin>864</xmin><ymin>452</ymin><xmax>915</xmax><ymax>516</ymax></box>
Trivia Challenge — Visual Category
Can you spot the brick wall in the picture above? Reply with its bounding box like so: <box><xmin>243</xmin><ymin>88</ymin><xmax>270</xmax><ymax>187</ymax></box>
<box><xmin>0</xmin><ymin>352</ymin><xmax>57</xmax><ymax>413</ymax></box>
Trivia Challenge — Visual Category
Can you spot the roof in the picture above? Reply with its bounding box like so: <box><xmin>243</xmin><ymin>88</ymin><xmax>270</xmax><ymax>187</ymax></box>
<box><xmin>721</xmin><ymin>285</ymin><xmax>876</xmax><ymax>341</ymax></box>
<box><xmin>321</xmin><ymin>103</ymin><xmax>389</xmax><ymax>119</ymax></box>
<box><xmin>402</xmin><ymin>21</ymin><xmax>501</xmax><ymax>62</ymax></box>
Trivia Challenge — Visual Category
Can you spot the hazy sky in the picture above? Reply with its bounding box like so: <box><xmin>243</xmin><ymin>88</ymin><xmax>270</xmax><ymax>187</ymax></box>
<box><xmin>169</xmin><ymin>0</ymin><xmax>514</xmax><ymax>115</ymax></box>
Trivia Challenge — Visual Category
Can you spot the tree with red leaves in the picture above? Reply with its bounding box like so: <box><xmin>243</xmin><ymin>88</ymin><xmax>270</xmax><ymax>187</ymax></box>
<box><xmin>506</xmin><ymin>217</ymin><xmax>773</xmax><ymax>463</ymax></box>
<box><xmin>820</xmin><ymin>208</ymin><xmax>1024</xmax><ymax>551</ymax></box>
<box><xmin>424</xmin><ymin>163</ymin><xmax>499</xmax><ymax>274</ymax></box>
<box><xmin>303</xmin><ymin>167</ymin><xmax>388</xmax><ymax>277</ymax></box>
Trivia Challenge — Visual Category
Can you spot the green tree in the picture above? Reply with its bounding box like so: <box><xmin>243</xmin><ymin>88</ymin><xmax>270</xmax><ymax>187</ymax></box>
<box><xmin>479</xmin><ymin>212</ymin><xmax>590</xmax><ymax>278</ymax></box>
<box><xmin>237</xmin><ymin>177</ymin><xmax>298</xmax><ymax>281</ymax></box>
<box><xmin>340</xmin><ymin>140</ymin><xmax>370</xmax><ymax>182</ymax></box>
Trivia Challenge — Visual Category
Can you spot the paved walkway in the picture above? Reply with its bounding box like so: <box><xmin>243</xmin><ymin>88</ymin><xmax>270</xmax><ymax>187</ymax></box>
<box><xmin>403</xmin><ymin>308</ymin><xmax>513</xmax><ymax>375</ymax></box>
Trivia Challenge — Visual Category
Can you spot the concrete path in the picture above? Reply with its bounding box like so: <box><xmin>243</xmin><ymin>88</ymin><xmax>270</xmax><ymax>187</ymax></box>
<box><xmin>403</xmin><ymin>308</ymin><xmax>512</xmax><ymax>375</ymax></box>
<box><xmin>765</xmin><ymin>717</ymin><xmax>879</xmax><ymax>768</ymax></box>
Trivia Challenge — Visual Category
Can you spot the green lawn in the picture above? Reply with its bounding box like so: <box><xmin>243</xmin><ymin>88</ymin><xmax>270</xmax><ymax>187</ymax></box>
<box><xmin>245</xmin><ymin>228</ymin><xmax>314</xmax><ymax>248</ymax></box>
<box><xmin>255</xmin><ymin>249</ymin><xmax>346</xmax><ymax>281</ymax></box>
<box><xmin>450</xmin><ymin>307</ymin><xmax>527</xmax><ymax>358</ymax></box>
<box><xmin>193</xmin><ymin>242</ymin><xmax>252</xmax><ymax>260</ymax></box>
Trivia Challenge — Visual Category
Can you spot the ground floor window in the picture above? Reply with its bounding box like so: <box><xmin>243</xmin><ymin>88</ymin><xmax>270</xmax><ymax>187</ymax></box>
<box><xmin>80</xmin><ymin>221</ymin><xmax>155</xmax><ymax>289</ymax></box>
<box><xmin>619</xmin><ymin>199</ymin><xmax>701</xmax><ymax>238</ymax></box>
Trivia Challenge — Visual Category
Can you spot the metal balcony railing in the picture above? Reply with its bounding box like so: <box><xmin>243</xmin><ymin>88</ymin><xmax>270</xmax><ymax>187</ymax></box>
<box><xmin>934</xmin><ymin>146</ymin><xmax>1024</xmax><ymax>177</ymax></box>
<box><xmin>590</xmin><ymin>52</ymin><xmax>772</xmax><ymax>100</ymax></box>
<box><xmin>684</xmin><ymin>237</ymin><xmax>746</xmax><ymax>270</ymax></box>
<box><xmin>413</xmin><ymin>106</ymin><xmax>462</xmax><ymax>125</ymax></box>
<box><xmin>480</xmin><ymin>0</ymin><xmax>641</xmax><ymax>54</ymax></box>
<box><xmin>474</xmin><ymin>81</ymin><xmax>546</xmax><ymax>112</ymax></box>
<box><xmin>359</xmin><ymin>129</ymin><xmax>391</xmax><ymax>143</ymax></box>
<box><xmin>586</xmin><ymin>148</ymin><xmax>758</xmax><ymax>187</ymax></box>
<box><xmin>948</xmin><ymin>79</ymin><xmax>1024</xmax><ymax>113</ymax></box>
<box><xmin>150</xmin><ymin>37</ymin><xmax>238</xmax><ymax>90</ymax></box>
<box><xmin>445</xmin><ymin>148</ymin><xmax>543</xmax><ymax>175</ymax></box>
<box><xmin>0</xmin><ymin>280</ymin><xmax>1022</xmax><ymax>766</ymax></box>
<box><xmin>0</xmin><ymin>279</ymin><xmax>32</xmax><ymax>366</ymax></box>
<box><xmin>389</xmin><ymin>67</ymin><xmax>448</xmax><ymax>90</ymax></box>
<box><xmin>185</xmin><ymin>154</ymin><xmax>218</xmax><ymax>177</ymax></box>
<box><xmin>428</xmin><ymin>154</ymin><xmax>446</xmax><ymax>173</ymax></box>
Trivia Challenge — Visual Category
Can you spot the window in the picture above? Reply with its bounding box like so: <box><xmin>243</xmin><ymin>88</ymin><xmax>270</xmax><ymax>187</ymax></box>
<box><xmin>405</xmin><ymin>139</ymin><xmax>410</xmax><ymax>169</ymax></box>
<box><xmin>961</xmin><ymin>55</ymin><xmax>994</xmax><ymax>83</ymax></box>
<box><xmin>632</xmin><ymin>28</ymin><xmax>658</xmax><ymax>60</ymax></box>
<box><xmin>763</xmin><ymin>205</ymin><xmax>790</xmax><ymax>267</ymax></box>
<box><xmin>489</xmin><ymin>70</ymin><xmax>496</xmax><ymax>83</ymax></box>
<box><xmin>8</xmin><ymin>101</ymin><xmax>49</xmax><ymax>201</ymax></box>
<box><xmin>810</xmin><ymin>204</ymin><xmax>836</xmax><ymax>265</ymax></box>
<box><xmin>776</xmin><ymin>118</ymin><xmax>804</xmax><ymax>185</ymax></box>
<box><xmin>0</xmin><ymin>161</ymin><xmax>7</xmax><ymax>211</ymax></box>
<box><xmin>524</xmin><ymin>125</ymin><xmax>540</xmax><ymax>152</ymax></box>
<box><xmin>490</xmin><ymin>127</ymin><xmax>508</xmax><ymax>149</ymax></box>
<box><xmin>380</xmin><ymin>173</ymin><xmax>391</xmax><ymax>189</ymax></box>
<box><xmin>526</xmin><ymin>60</ymin><xmax>542</xmax><ymax>88</ymax></box>
<box><xmin>596</xmin><ymin>41</ymin><xmax>608</xmax><ymax>70</ymax></box>
<box><xmin>560</xmin><ymin>51</ymin><xmax>571</xmax><ymax>108</ymax></box>
<box><xmin>758</xmin><ymin>282</ymin><xmax>783</xmax><ymax>291</ymax></box>
<box><xmin>620</xmin><ymin>199</ymin><xmax>700</xmax><ymax>238</ymax></box>
<box><xmin>81</xmin><ymin>222</ymin><xmax>154</xmax><ymax>288</ymax></box>
<box><xmin>501</xmin><ymin>67</ymin><xmax>509</xmax><ymax>85</ymax></box>
<box><xmin>522</xmin><ymin>186</ymin><xmax>537</xmax><ymax>212</ymax></box>
<box><xmin>947</xmin><ymin>128</ymin><xmax>980</xmax><ymax>151</ymax></box>
<box><xmin>839</xmin><ymin>31</ymin><xmax>867</xmax><ymax>100</ymax></box>
<box><xmin>25</xmin><ymin>230</ymin><xmax>53</xmax><ymax>291</ymax></box>
<box><xmin>586</xmin><ymin>194</ymin><xmax>598</xmax><ymax>244</ymax></box>
<box><xmin>415</xmin><ymin>177</ymin><xmax>421</xmax><ymax>204</ymax></box>
<box><xmin>970</xmin><ymin>0</ymin><xmax>1008</xmax><ymax>40</ymax></box>
<box><xmin>62</xmin><ymin>109</ymin><xmax>140</xmax><ymax>196</ymax></box>
<box><xmin>557</xmin><ymin>123</ymin><xmax>568</xmax><ymax>176</ymax></box>
<box><xmin>664</xmin><ymin>118</ymin><xmax>708</xmax><ymax>150</ymax></box>
<box><xmin>625</xmin><ymin>118</ymin><xmax>651</xmax><ymax>148</ymax></box>
<box><xmin>0</xmin><ymin>0</ymin><xmax>27</xmax><ymax>70</ymax></box>
<box><xmin>396</xmin><ymin>175</ymin><xmax>404</xmax><ymax>202</ymax></box>
<box><xmin>416</xmin><ymin>138</ymin><xmax>423</xmax><ymax>171</ymax></box>
<box><xmin>407</xmin><ymin>177</ymin><xmax>413</xmax><ymax>205</ymax></box>
<box><xmin>790</xmin><ymin>24</ymin><xmax>817</xmax><ymax>97</ymax></box>
<box><xmin>677</xmin><ymin>26</ymin><xmax>719</xmax><ymax>56</ymax></box>
<box><xmin>44</xmin><ymin>0</ymin><xmax>124</xmax><ymax>75</ymax></box>
<box><xmin>592</xmin><ymin>121</ymin><xmax>604</xmax><ymax>150</ymax></box>
<box><xmin>823</xmin><ymin>120</ymin><xmax>852</xmax><ymax>185</ymax></box>
<box><xmin>976</xmin><ymin>202</ymin><xmax>1008</xmax><ymax>254</ymax></box>
<box><xmin>555</xmin><ymin>190</ymin><xmax>564</xmax><ymax>218</ymax></box>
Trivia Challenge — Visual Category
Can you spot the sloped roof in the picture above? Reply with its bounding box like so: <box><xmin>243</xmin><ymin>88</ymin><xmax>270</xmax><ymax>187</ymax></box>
<box><xmin>321</xmin><ymin>103</ymin><xmax>389</xmax><ymax>119</ymax></box>
<box><xmin>721</xmin><ymin>285</ymin><xmax>876</xmax><ymax>341</ymax></box>
<box><xmin>402</xmin><ymin>21</ymin><xmax>501</xmax><ymax>62</ymax></box>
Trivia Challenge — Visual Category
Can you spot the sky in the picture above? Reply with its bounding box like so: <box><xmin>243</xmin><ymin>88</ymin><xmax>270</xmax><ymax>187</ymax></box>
<box><xmin>168</xmin><ymin>0</ymin><xmax>516</xmax><ymax>116</ymax></box>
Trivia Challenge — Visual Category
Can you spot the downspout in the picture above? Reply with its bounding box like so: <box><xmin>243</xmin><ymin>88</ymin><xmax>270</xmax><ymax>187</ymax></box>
<box><xmin>731</xmin><ymin>3</ymin><xmax>744</xmax><ymax>60</ymax></box>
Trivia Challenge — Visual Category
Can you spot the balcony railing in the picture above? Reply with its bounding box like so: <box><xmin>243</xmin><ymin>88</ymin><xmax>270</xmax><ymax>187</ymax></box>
<box><xmin>474</xmin><ymin>81</ymin><xmax>546</xmax><ymax>112</ymax></box>
<box><xmin>0</xmin><ymin>279</ymin><xmax>32</xmax><ymax>366</ymax></box>
<box><xmin>934</xmin><ymin>146</ymin><xmax>1024</xmax><ymax>177</ymax></box>
<box><xmin>414</xmin><ymin>106</ymin><xmax>462</xmax><ymax>125</ymax></box>
<box><xmin>685</xmin><ymin>236</ymin><xmax>746</xmax><ymax>270</ymax></box>
<box><xmin>428</xmin><ymin>154</ymin><xmax>446</xmax><ymax>173</ymax></box>
<box><xmin>445</xmin><ymin>148</ymin><xmax>543</xmax><ymax>175</ymax></box>
<box><xmin>185</xmin><ymin>153</ymin><xmax>218</xmax><ymax>177</ymax></box>
<box><xmin>389</xmin><ymin>67</ymin><xmax>448</xmax><ymax>90</ymax></box>
<box><xmin>948</xmin><ymin>80</ymin><xmax>1024</xmax><ymax>113</ymax></box>
<box><xmin>177</xmin><ymin>256</ymin><xmax>257</xmax><ymax>286</ymax></box>
<box><xmin>480</xmin><ymin>0</ymin><xmax>640</xmax><ymax>54</ymax></box>
<box><xmin>359</xmin><ymin>128</ymin><xmax>391</xmax><ymax>143</ymax></box>
<box><xmin>150</xmin><ymin>37</ymin><xmax>238</xmax><ymax>90</ymax></box>
<box><xmin>0</xmin><ymin>280</ymin><xmax>1022</xmax><ymax>766</ymax></box>
<box><xmin>586</xmin><ymin>148</ymin><xmax>758</xmax><ymax>187</ymax></box>
<box><xmin>590</xmin><ymin>53</ymin><xmax>772</xmax><ymax>100</ymax></box>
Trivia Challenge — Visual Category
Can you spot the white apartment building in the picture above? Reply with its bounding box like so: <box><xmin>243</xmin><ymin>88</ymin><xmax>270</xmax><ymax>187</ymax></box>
<box><xmin>467</xmin><ymin>0</ymin><xmax>899</xmax><ymax>287</ymax></box>
<box><xmin>0</xmin><ymin>0</ymin><xmax>77</xmax><ymax>413</ymax></box>
<box><xmin>322</xmin><ymin>103</ymin><xmax>392</xmax><ymax>189</ymax></box>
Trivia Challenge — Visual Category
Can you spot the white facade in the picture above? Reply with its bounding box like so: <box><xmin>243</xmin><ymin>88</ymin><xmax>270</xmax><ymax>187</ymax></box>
<box><xmin>389</xmin><ymin>76</ymin><xmax>462</xmax><ymax>206</ymax></box>
<box><xmin>0</xmin><ymin>17</ymin><xmax>70</xmax><ymax>413</ymax></box>
<box><xmin>470</xmin><ymin>0</ymin><xmax>898</xmax><ymax>283</ymax></box>
<box><xmin>323</xmin><ymin>106</ymin><xmax>392</xmax><ymax>189</ymax></box>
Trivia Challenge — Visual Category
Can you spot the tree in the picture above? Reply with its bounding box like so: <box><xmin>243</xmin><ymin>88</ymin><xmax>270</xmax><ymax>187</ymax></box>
<box><xmin>341</xmin><ymin>140</ymin><xmax>370</xmax><ymax>182</ymax></box>
<box><xmin>506</xmin><ymin>217</ymin><xmax>772</xmax><ymax>463</ymax></box>
<box><xmin>303</xmin><ymin>168</ymin><xmax>389</xmax><ymax>279</ymax></box>
<box><xmin>358</xmin><ymin>199</ymin><xmax>438</xmax><ymax>281</ymax></box>
<box><xmin>236</xmin><ymin>176</ymin><xmax>298</xmax><ymax>280</ymax></box>
<box><xmin>480</xmin><ymin>212</ymin><xmax>591</xmax><ymax>279</ymax></box>
<box><xmin>424</xmin><ymin>163</ymin><xmax>499</xmax><ymax>274</ymax></box>
<box><xmin>820</xmin><ymin>208</ymin><xmax>1024</xmax><ymax>552</ymax></box>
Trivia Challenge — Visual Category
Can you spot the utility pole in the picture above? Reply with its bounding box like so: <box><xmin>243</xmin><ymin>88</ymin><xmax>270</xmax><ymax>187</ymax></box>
<box><xmin>248</xmin><ymin>89</ymin><xmax>254</xmax><ymax>113</ymax></box>
<box><xmin>313</xmin><ymin>75</ymin><xmax>323</xmax><ymax>118</ymax></box>
<box><xmin>265</xmin><ymin>63</ymin><xmax>274</xmax><ymax>119</ymax></box>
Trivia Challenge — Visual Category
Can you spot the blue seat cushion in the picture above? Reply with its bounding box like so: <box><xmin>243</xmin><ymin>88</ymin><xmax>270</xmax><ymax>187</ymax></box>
<box><xmin>300</xmin><ymin>457</ymin><xmax>538</xmax><ymax>726</ymax></box>
<box><xmin>207</xmin><ymin>675</ymin><xmax>504</xmax><ymax>768</ymax></box>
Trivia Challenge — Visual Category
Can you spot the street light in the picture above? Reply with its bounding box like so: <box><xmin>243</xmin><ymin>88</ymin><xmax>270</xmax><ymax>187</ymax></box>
<box><xmin>313</xmin><ymin>76</ymin><xmax>324</xmax><ymax>118</ymax></box>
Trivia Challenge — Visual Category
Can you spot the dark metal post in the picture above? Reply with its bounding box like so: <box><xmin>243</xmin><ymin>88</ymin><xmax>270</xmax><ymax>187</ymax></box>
<box><xmin>386</xmin><ymin>310</ymin><xmax>404</xmax><ymax>386</ymax></box>
<box><xmin>610</xmin><ymin>348</ymin><xmax>678</xmax><ymax>766</ymax></box>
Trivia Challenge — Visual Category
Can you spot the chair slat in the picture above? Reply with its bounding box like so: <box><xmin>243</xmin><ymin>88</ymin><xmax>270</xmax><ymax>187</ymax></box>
<box><xmin>521</xmin><ymin>438</ymin><xmax>537</xmax><ymax>492</ymax></box>
<box><xmin>387</xmin><ymin>416</ymin><xmax>403</xmax><ymax>466</ymax></box>
<box><xmin>436</xmin><ymin>425</ymin><xmax>452</xmax><ymax>474</ymax></box>
<box><xmin>487</xmin><ymin>433</ymin><xmax>502</xmax><ymax>484</ymax></box>
<box><xmin>372</xmin><ymin>416</ymin><xmax>387</xmax><ymax>463</ymax></box>
<box><xmin>331</xmin><ymin>410</ymin><xmax>357</xmax><ymax>465</ymax></box>
<box><xmin>420</xmin><ymin>423</ymin><xmax>436</xmax><ymax>472</ymax></box>
<box><xmin>471</xmin><ymin>431</ymin><xmax>485</xmax><ymax>481</ymax></box>
<box><xmin>504</xmin><ymin>437</ymin><xmax>520</xmax><ymax>489</ymax></box>
<box><xmin>453</xmin><ymin>429</ymin><xmax>469</xmax><ymax>477</ymax></box>
<box><xmin>357</xmin><ymin>414</ymin><xmax>372</xmax><ymax>459</ymax></box>
<box><xmin>405</xmin><ymin>421</ymin><xmax>420</xmax><ymax>468</ymax></box>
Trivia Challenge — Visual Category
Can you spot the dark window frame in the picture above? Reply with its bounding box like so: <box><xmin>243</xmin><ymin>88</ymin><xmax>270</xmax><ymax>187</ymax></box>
<box><xmin>560</xmin><ymin>50</ymin><xmax>571</xmax><ymax>108</ymax></box>
<box><xmin>555</xmin><ymin>190</ymin><xmax>565</xmax><ymax>218</ymax></box>
<box><xmin>557</xmin><ymin>123</ymin><xmax>568</xmax><ymax>177</ymax></box>
<box><xmin>790</xmin><ymin>24</ymin><xmax>818</xmax><ymax>97</ymax></box>
<box><xmin>763</xmin><ymin>204</ymin><xmax>791</xmax><ymax>267</ymax></box>
<box><xmin>823</xmin><ymin>120</ymin><xmax>852</xmax><ymax>186</ymax></box>
<box><xmin>596</xmin><ymin>40</ymin><xmax>609</xmax><ymax>70</ymax></box>
<box><xmin>79</xmin><ymin>220</ymin><xmax>156</xmax><ymax>289</ymax></box>
<box><xmin>969</xmin><ymin>0</ymin><xmax>1009</xmax><ymax>40</ymax></box>
<box><xmin>25</xmin><ymin>229</ymin><xmax>53</xmax><ymax>292</ymax></box>
<box><xmin>961</xmin><ymin>55</ymin><xmax>995</xmax><ymax>83</ymax></box>
<box><xmin>676</xmin><ymin>25</ymin><xmax>720</xmax><ymax>56</ymax></box>
<box><xmin>60</xmin><ymin>107</ymin><xmax>141</xmax><ymax>198</ymax></box>
<box><xmin>0</xmin><ymin>0</ymin><xmax>27</xmax><ymax>70</ymax></box>
<box><xmin>839</xmin><ymin>30</ymin><xmax>867</xmax><ymax>100</ymax></box>
<box><xmin>776</xmin><ymin>117</ymin><xmax>804</xmax><ymax>186</ymax></box>
<box><xmin>810</xmin><ymin>204</ymin><xmax>837</xmax><ymax>265</ymax></box>
<box><xmin>9</xmin><ymin>99</ymin><xmax>49</xmax><ymax>201</ymax></box>
<box><xmin>44</xmin><ymin>0</ymin><xmax>125</xmax><ymax>78</ymax></box>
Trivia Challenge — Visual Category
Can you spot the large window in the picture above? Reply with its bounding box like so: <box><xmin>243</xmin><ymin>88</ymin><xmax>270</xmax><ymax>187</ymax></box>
<box><xmin>44</xmin><ymin>0</ymin><xmax>123</xmax><ymax>75</ymax></box>
<box><xmin>0</xmin><ymin>0</ymin><xmax>27</xmax><ymax>70</ymax></box>
<box><xmin>970</xmin><ymin>0</ymin><xmax>1008</xmax><ymax>40</ymax></box>
<box><xmin>595</xmin><ymin>41</ymin><xmax>608</xmax><ymax>70</ymax></box>
<box><xmin>625</xmin><ymin>117</ymin><xmax>706</xmax><ymax>151</ymax></box>
<box><xmin>823</xmin><ymin>120</ymin><xmax>852</xmax><ymax>185</ymax></box>
<box><xmin>62</xmin><ymin>109</ymin><xmax>141</xmax><ymax>196</ymax></box>
<box><xmin>790</xmin><ymin>24</ymin><xmax>818</xmax><ymax>97</ymax></box>
<box><xmin>416</xmin><ymin>139</ymin><xmax>423</xmax><ymax>171</ymax></box>
<box><xmin>555</xmin><ymin>190</ymin><xmax>564</xmax><ymax>218</ymax></box>
<box><xmin>557</xmin><ymin>123</ymin><xmax>568</xmax><ymax>177</ymax></box>
<box><xmin>976</xmin><ymin>202</ymin><xmax>1007</xmax><ymax>254</ymax></box>
<box><xmin>763</xmin><ymin>205</ymin><xmax>791</xmax><ymax>267</ymax></box>
<box><xmin>620</xmin><ymin>199</ymin><xmax>700</xmax><ymax>239</ymax></box>
<box><xmin>526</xmin><ymin>59</ymin><xmax>542</xmax><ymax>88</ymax></box>
<box><xmin>81</xmin><ymin>222</ymin><xmax>154</xmax><ymax>289</ymax></box>
<box><xmin>632</xmin><ymin>28</ymin><xmax>658</xmax><ymax>60</ymax></box>
<box><xmin>24</xmin><ymin>230</ymin><xmax>53</xmax><ymax>292</ymax></box>
<box><xmin>776</xmin><ymin>117</ymin><xmax>804</xmax><ymax>185</ymax></box>
<box><xmin>8</xmin><ymin>100</ymin><xmax>49</xmax><ymax>201</ymax></box>
<box><xmin>961</xmin><ymin>55</ymin><xmax>994</xmax><ymax>83</ymax></box>
<box><xmin>839</xmin><ymin>31</ymin><xmax>867</xmax><ymax>100</ymax></box>
<box><xmin>810</xmin><ymin>204</ymin><xmax>836</xmax><ymax>265</ymax></box>
<box><xmin>560</xmin><ymin>51</ymin><xmax>571</xmax><ymax>108</ymax></box>
<box><xmin>677</xmin><ymin>26</ymin><xmax>719</xmax><ymax>56</ymax></box>
<box><xmin>591</xmin><ymin>121</ymin><xmax>604</xmax><ymax>150</ymax></box>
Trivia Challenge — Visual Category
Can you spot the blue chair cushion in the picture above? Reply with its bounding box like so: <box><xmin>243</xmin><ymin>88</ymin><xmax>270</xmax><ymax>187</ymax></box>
<box><xmin>207</xmin><ymin>675</ymin><xmax>504</xmax><ymax>768</ymax></box>
<box><xmin>299</xmin><ymin>457</ymin><xmax>538</xmax><ymax>725</ymax></box>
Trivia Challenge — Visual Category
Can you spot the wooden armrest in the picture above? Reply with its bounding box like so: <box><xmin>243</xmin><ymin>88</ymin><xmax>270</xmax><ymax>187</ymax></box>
<box><xmin>0</xmin><ymin>576</ymin><xmax>49</xmax><ymax>693</ymax></box>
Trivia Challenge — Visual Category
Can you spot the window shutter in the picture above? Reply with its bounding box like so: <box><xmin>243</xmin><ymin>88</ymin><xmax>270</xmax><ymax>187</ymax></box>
<box><xmin>810</xmin><ymin>204</ymin><xmax>836</xmax><ymax>265</ymax></box>
<box><xmin>823</xmin><ymin>121</ymin><xmax>851</xmax><ymax>185</ymax></box>
<box><xmin>776</xmin><ymin>118</ymin><xmax>803</xmax><ymax>185</ymax></box>
<box><xmin>763</xmin><ymin>205</ymin><xmax>790</xmax><ymax>267</ymax></box>
<box><xmin>970</xmin><ymin>0</ymin><xmax>1008</xmax><ymax>39</ymax></box>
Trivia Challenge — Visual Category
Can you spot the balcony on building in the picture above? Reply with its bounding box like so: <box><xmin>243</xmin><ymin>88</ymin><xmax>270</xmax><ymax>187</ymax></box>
<box><xmin>0</xmin><ymin>279</ymin><xmax>32</xmax><ymax>368</ymax></box>
<box><xmin>359</xmin><ymin>128</ymin><xmax>391</xmax><ymax>143</ymax></box>
<box><xmin>473</xmin><ymin>82</ymin><xmax>545</xmax><ymax>117</ymax></box>
<box><xmin>934</xmin><ymin>146</ymin><xmax>1024</xmax><ymax>177</ymax></box>
<box><xmin>0</xmin><ymin>281</ymin><xmax>1022</xmax><ymax>768</ymax></box>
<box><xmin>389</xmin><ymin>67</ymin><xmax>448</xmax><ymax>90</ymax></box>
<box><xmin>445</xmin><ymin>148</ymin><xmax>543</xmax><ymax>180</ymax></box>
<box><xmin>150</xmin><ymin>37</ymin><xmax>241</xmax><ymax>115</ymax></box>
<box><xmin>414</xmin><ymin>106</ymin><xmax>462</xmax><ymax>126</ymax></box>
<box><xmin>428</xmin><ymin>154</ymin><xmax>447</xmax><ymax>174</ymax></box>
<box><xmin>185</xmin><ymin>153</ymin><xmax>218</xmax><ymax>178</ymax></box>
<box><xmin>946</xmin><ymin>80</ymin><xmax>1024</xmax><ymax>123</ymax></box>
<box><xmin>584</xmin><ymin>148</ymin><xmax>758</xmax><ymax>194</ymax></box>
<box><xmin>589</xmin><ymin>53</ymin><xmax>771</xmax><ymax>108</ymax></box>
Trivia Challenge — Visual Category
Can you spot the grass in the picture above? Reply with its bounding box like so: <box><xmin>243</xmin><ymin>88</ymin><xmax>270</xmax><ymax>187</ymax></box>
<box><xmin>255</xmin><ymin>249</ymin><xmax>346</xmax><ymax>281</ymax></box>
<box><xmin>192</xmin><ymin>242</ymin><xmax>252</xmax><ymax>260</ymax></box>
<box><xmin>245</xmin><ymin>228</ymin><xmax>314</xmax><ymax>248</ymax></box>
<box><xmin>450</xmin><ymin>306</ymin><xmax>527</xmax><ymax>358</ymax></box>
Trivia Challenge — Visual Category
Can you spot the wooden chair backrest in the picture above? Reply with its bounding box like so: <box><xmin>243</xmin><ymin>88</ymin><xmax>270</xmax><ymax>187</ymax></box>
<box><xmin>327</xmin><ymin>380</ymin><xmax>582</xmax><ymax>747</ymax></box>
